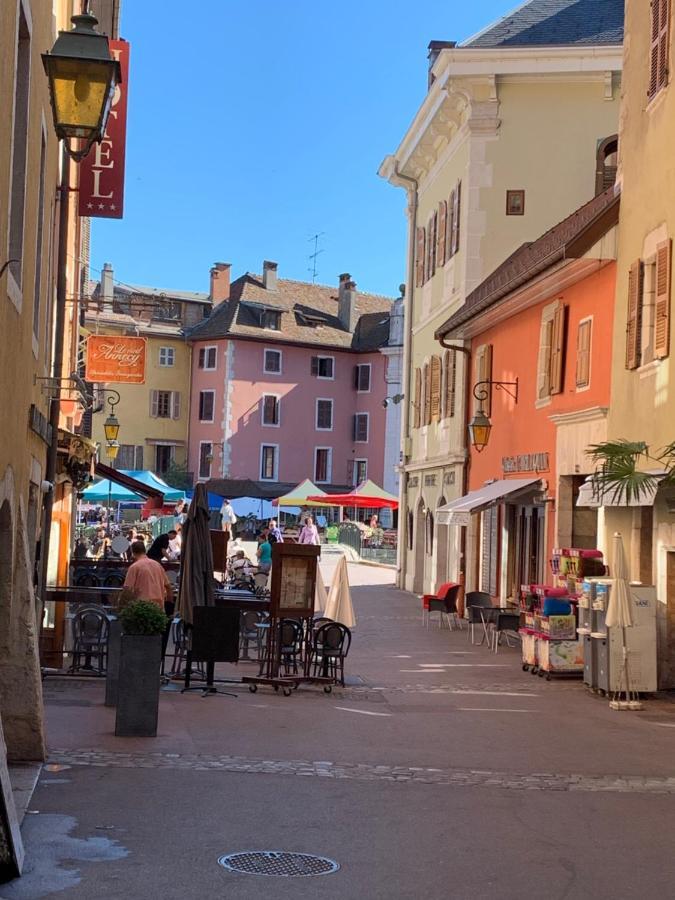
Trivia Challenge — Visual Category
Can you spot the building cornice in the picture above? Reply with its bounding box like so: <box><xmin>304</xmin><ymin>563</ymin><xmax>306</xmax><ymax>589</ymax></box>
<box><xmin>548</xmin><ymin>406</ymin><xmax>609</xmax><ymax>426</ymax></box>
<box><xmin>404</xmin><ymin>451</ymin><xmax>467</xmax><ymax>472</ymax></box>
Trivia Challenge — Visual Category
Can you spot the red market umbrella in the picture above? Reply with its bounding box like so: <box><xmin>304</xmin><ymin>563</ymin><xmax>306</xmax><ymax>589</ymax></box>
<box><xmin>308</xmin><ymin>493</ymin><xmax>398</xmax><ymax>509</ymax></box>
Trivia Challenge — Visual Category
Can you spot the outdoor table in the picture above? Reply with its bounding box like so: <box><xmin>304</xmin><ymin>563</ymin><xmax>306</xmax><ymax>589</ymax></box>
<box><xmin>477</xmin><ymin>604</ymin><xmax>519</xmax><ymax>648</ymax></box>
<box><xmin>213</xmin><ymin>590</ymin><xmax>271</xmax><ymax>614</ymax></box>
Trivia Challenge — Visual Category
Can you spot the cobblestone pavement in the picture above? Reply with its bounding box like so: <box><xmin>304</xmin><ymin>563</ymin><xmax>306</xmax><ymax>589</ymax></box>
<box><xmin>46</xmin><ymin>747</ymin><xmax>675</xmax><ymax>795</ymax></box>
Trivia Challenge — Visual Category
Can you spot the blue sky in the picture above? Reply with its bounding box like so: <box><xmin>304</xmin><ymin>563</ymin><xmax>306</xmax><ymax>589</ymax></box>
<box><xmin>91</xmin><ymin>1</ymin><xmax>506</xmax><ymax>298</ymax></box>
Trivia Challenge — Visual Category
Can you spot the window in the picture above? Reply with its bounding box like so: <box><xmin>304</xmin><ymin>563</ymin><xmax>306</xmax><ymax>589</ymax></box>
<box><xmin>506</xmin><ymin>190</ymin><xmax>525</xmax><ymax>216</ymax></box>
<box><xmin>153</xmin><ymin>300</ymin><xmax>181</xmax><ymax>321</ymax></box>
<box><xmin>116</xmin><ymin>444</ymin><xmax>141</xmax><ymax>469</ymax></box>
<box><xmin>151</xmin><ymin>390</ymin><xmax>180</xmax><ymax>419</ymax></box>
<box><xmin>443</xmin><ymin>350</ymin><xmax>457</xmax><ymax>418</ymax></box>
<box><xmin>576</xmin><ymin>319</ymin><xmax>592</xmax><ymax>389</ymax></box>
<box><xmin>595</xmin><ymin>136</ymin><xmax>618</xmax><ymax>195</ymax></box>
<box><xmin>353</xmin><ymin>413</ymin><xmax>369</xmax><ymax>443</ymax></box>
<box><xmin>649</xmin><ymin>0</ymin><xmax>670</xmax><ymax>99</ymax></box>
<box><xmin>262</xmin><ymin>394</ymin><xmax>280</xmax><ymax>426</ymax></box>
<box><xmin>480</xmin><ymin>506</ymin><xmax>499</xmax><ymax>596</ymax></box>
<box><xmin>155</xmin><ymin>445</ymin><xmax>174</xmax><ymax>474</ymax></box>
<box><xmin>198</xmin><ymin>346</ymin><xmax>217</xmax><ymax>370</ymax></box>
<box><xmin>354</xmin><ymin>363</ymin><xmax>371</xmax><ymax>392</ymax></box>
<box><xmin>314</xmin><ymin>448</ymin><xmax>332</xmax><ymax>483</ymax></box>
<box><xmin>199</xmin><ymin>442</ymin><xmax>213</xmax><ymax>479</ymax></box>
<box><xmin>33</xmin><ymin>125</ymin><xmax>47</xmax><ymax>340</ymax></box>
<box><xmin>199</xmin><ymin>390</ymin><xmax>215</xmax><ymax>422</ymax></box>
<box><xmin>260</xmin><ymin>445</ymin><xmax>278</xmax><ymax>480</ymax></box>
<box><xmin>627</xmin><ymin>241</ymin><xmax>672</xmax><ymax>368</ymax></box>
<box><xmin>159</xmin><ymin>346</ymin><xmax>175</xmax><ymax>367</ymax></box>
<box><xmin>436</xmin><ymin>199</ymin><xmax>448</xmax><ymax>268</ymax></box>
<box><xmin>536</xmin><ymin>302</ymin><xmax>566</xmax><ymax>400</ymax></box>
<box><xmin>445</xmin><ymin>181</ymin><xmax>462</xmax><ymax>260</ymax></box>
<box><xmin>316</xmin><ymin>399</ymin><xmax>333</xmax><ymax>430</ymax></box>
<box><xmin>353</xmin><ymin>459</ymin><xmax>367</xmax><ymax>485</ymax></box>
<box><xmin>262</xmin><ymin>309</ymin><xmax>281</xmax><ymax>330</ymax></box>
<box><xmin>425</xmin><ymin>510</ymin><xmax>434</xmax><ymax>556</ymax></box>
<box><xmin>311</xmin><ymin>356</ymin><xmax>334</xmax><ymax>379</ymax></box>
<box><xmin>8</xmin><ymin>5</ymin><xmax>31</xmax><ymax>301</ymax></box>
<box><xmin>264</xmin><ymin>348</ymin><xmax>282</xmax><ymax>373</ymax></box>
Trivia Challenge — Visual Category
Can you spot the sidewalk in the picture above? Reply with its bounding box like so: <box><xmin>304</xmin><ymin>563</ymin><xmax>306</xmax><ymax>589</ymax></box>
<box><xmin>5</xmin><ymin>564</ymin><xmax>675</xmax><ymax>899</ymax></box>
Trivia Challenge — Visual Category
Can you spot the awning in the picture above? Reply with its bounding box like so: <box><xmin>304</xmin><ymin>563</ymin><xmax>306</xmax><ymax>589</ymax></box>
<box><xmin>437</xmin><ymin>479</ymin><xmax>541</xmax><ymax>526</ymax></box>
<box><xmin>94</xmin><ymin>462</ymin><xmax>163</xmax><ymax>499</ymax></box>
<box><xmin>576</xmin><ymin>473</ymin><xmax>664</xmax><ymax>508</ymax></box>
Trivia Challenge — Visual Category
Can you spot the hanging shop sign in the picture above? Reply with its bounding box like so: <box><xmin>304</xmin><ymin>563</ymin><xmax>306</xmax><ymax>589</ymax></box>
<box><xmin>502</xmin><ymin>452</ymin><xmax>550</xmax><ymax>475</ymax></box>
<box><xmin>85</xmin><ymin>335</ymin><xmax>146</xmax><ymax>384</ymax></box>
<box><xmin>78</xmin><ymin>39</ymin><xmax>130</xmax><ymax>219</ymax></box>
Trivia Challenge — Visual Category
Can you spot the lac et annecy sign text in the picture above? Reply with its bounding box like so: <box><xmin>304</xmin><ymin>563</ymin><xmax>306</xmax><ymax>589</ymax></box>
<box><xmin>502</xmin><ymin>453</ymin><xmax>550</xmax><ymax>475</ymax></box>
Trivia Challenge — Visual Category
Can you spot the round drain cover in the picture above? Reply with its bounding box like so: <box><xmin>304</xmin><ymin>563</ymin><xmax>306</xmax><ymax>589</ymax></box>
<box><xmin>218</xmin><ymin>851</ymin><xmax>339</xmax><ymax>877</ymax></box>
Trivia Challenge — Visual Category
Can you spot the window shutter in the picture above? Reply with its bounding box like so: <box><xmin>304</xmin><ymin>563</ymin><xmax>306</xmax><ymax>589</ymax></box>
<box><xmin>311</xmin><ymin>356</ymin><xmax>319</xmax><ymax>376</ymax></box>
<box><xmin>475</xmin><ymin>344</ymin><xmax>493</xmax><ymax>415</ymax></box>
<box><xmin>625</xmin><ymin>260</ymin><xmax>643</xmax><ymax>369</ymax></box>
<box><xmin>451</xmin><ymin>181</ymin><xmax>461</xmax><ymax>256</ymax></box>
<box><xmin>415</xmin><ymin>227</ymin><xmax>425</xmax><ymax>287</ymax></box>
<box><xmin>430</xmin><ymin>355</ymin><xmax>441</xmax><ymax>421</ymax></box>
<box><xmin>150</xmin><ymin>390</ymin><xmax>159</xmax><ymax>417</ymax></box>
<box><xmin>172</xmin><ymin>392</ymin><xmax>181</xmax><ymax>419</ymax></box>
<box><xmin>658</xmin><ymin>0</ymin><xmax>670</xmax><ymax>91</ymax></box>
<box><xmin>198</xmin><ymin>348</ymin><xmax>205</xmax><ymax>369</ymax></box>
<box><xmin>576</xmin><ymin>320</ymin><xmax>592</xmax><ymax>388</ymax></box>
<box><xmin>549</xmin><ymin>304</ymin><xmax>567</xmax><ymax>395</ymax></box>
<box><xmin>655</xmin><ymin>238</ymin><xmax>672</xmax><ymax>358</ymax></box>
<box><xmin>444</xmin><ymin>350</ymin><xmax>457</xmax><ymax>418</ymax></box>
<box><xmin>352</xmin><ymin>414</ymin><xmax>357</xmax><ymax>442</ymax></box>
<box><xmin>423</xmin><ymin>363</ymin><xmax>431</xmax><ymax>425</ymax></box>
<box><xmin>446</xmin><ymin>188</ymin><xmax>455</xmax><ymax>261</ymax></box>
<box><xmin>436</xmin><ymin>200</ymin><xmax>447</xmax><ymax>268</ymax></box>
<box><xmin>414</xmin><ymin>368</ymin><xmax>421</xmax><ymax>429</ymax></box>
<box><xmin>135</xmin><ymin>446</ymin><xmax>144</xmax><ymax>469</ymax></box>
<box><xmin>353</xmin><ymin>365</ymin><xmax>360</xmax><ymax>390</ymax></box>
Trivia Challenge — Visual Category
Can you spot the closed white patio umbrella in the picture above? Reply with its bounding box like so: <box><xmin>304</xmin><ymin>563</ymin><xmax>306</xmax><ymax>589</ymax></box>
<box><xmin>323</xmin><ymin>556</ymin><xmax>355</xmax><ymax>629</ymax></box>
<box><xmin>607</xmin><ymin>532</ymin><xmax>641</xmax><ymax>710</ymax></box>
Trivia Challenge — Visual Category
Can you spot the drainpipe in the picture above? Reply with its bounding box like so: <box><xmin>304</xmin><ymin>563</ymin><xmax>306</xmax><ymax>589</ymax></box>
<box><xmin>379</xmin><ymin>159</ymin><xmax>418</xmax><ymax>589</ymax></box>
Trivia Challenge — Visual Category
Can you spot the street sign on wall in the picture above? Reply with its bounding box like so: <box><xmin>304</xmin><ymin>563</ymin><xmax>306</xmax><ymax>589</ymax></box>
<box><xmin>85</xmin><ymin>335</ymin><xmax>146</xmax><ymax>384</ymax></box>
<box><xmin>78</xmin><ymin>39</ymin><xmax>130</xmax><ymax>219</ymax></box>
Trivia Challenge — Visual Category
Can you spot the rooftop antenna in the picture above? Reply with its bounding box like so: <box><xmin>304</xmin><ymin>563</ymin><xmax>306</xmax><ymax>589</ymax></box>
<box><xmin>307</xmin><ymin>232</ymin><xmax>325</xmax><ymax>283</ymax></box>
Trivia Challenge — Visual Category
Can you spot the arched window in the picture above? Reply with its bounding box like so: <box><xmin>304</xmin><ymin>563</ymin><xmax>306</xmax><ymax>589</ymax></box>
<box><xmin>595</xmin><ymin>135</ymin><xmax>618</xmax><ymax>196</ymax></box>
<box><xmin>407</xmin><ymin>510</ymin><xmax>414</xmax><ymax>550</ymax></box>
<box><xmin>425</xmin><ymin>510</ymin><xmax>434</xmax><ymax>556</ymax></box>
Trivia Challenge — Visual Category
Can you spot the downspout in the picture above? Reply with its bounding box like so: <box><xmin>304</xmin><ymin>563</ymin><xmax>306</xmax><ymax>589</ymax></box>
<box><xmin>379</xmin><ymin>159</ymin><xmax>417</xmax><ymax>589</ymax></box>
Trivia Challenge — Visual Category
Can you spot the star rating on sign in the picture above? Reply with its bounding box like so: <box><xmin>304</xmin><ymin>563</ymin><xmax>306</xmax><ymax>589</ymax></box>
<box><xmin>98</xmin><ymin>203</ymin><xmax>105</xmax><ymax>210</ymax></box>
<box><xmin>87</xmin><ymin>203</ymin><xmax>93</xmax><ymax>209</ymax></box>
<box><xmin>110</xmin><ymin>204</ymin><xmax>116</xmax><ymax>210</ymax></box>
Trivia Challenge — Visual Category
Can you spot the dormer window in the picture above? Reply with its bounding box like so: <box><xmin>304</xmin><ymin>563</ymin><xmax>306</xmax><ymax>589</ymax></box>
<box><xmin>262</xmin><ymin>309</ymin><xmax>281</xmax><ymax>330</ymax></box>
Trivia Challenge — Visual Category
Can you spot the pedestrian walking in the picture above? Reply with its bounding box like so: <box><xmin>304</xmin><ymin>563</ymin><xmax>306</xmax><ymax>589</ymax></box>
<box><xmin>220</xmin><ymin>497</ymin><xmax>237</xmax><ymax>537</ymax></box>
<box><xmin>123</xmin><ymin>540</ymin><xmax>175</xmax><ymax>661</ymax></box>
<box><xmin>298</xmin><ymin>515</ymin><xmax>320</xmax><ymax>545</ymax></box>
<box><xmin>268</xmin><ymin>518</ymin><xmax>284</xmax><ymax>544</ymax></box>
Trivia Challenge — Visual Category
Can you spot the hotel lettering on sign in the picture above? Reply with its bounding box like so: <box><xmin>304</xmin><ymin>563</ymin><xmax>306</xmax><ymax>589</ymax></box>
<box><xmin>502</xmin><ymin>453</ymin><xmax>550</xmax><ymax>475</ymax></box>
<box><xmin>85</xmin><ymin>336</ymin><xmax>146</xmax><ymax>384</ymax></box>
<box><xmin>78</xmin><ymin>40</ymin><xmax>130</xmax><ymax>219</ymax></box>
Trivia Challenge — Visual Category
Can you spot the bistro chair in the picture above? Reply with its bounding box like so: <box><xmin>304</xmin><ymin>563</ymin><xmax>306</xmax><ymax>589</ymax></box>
<box><xmin>239</xmin><ymin>610</ymin><xmax>265</xmax><ymax>660</ymax></box>
<box><xmin>279</xmin><ymin>619</ymin><xmax>304</xmax><ymax>675</ymax></box>
<box><xmin>492</xmin><ymin>611</ymin><xmax>521</xmax><ymax>653</ymax></box>
<box><xmin>170</xmin><ymin>618</ymin><xmax>205</xmax><ymax>679</ymax></box>
<box><xmin>423</xmin><ymin>583</ymin><xmax>461</xmax><ymax>629</ymax></box>
<box><xmin>70</xmin><ymin>606</ymin><xmax>109</xmax><ymax>675</ymax></box>
<box><xmin>465</xmin><ymin>591</ymin><xmax>493</xmax><ymax>644</ymax></box>
<box><xmin>311</xmin><ymin>622</ymin><xmax>352</xmax><ymax>687</ymax></box>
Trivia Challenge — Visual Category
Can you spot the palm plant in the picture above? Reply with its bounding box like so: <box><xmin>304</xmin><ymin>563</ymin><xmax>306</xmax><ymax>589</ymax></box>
<box><xmin>587</xmin><ymin>439</ymin><xmax>675</xmax><ymax>504</ymax></box>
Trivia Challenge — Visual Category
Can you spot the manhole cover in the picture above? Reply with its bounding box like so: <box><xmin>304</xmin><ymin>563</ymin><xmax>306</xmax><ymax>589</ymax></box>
<box><xmin>218</xmin><ymin>851</ymin><xmax>339</xmax><ymax>877</ymax></box>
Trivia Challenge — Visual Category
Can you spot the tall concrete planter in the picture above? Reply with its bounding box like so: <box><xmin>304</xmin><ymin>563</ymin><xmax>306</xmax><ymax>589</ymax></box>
<box><xmin>114</xmin><ymin>634</ymin><xmax>161</xmax><ymax>737</ymax></box>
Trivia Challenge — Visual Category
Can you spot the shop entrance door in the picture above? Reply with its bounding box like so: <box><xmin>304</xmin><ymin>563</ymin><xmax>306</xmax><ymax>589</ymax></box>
<box><xmin>412</xmin><ymin>499</ymin><xmax>426</xmax><ymax>594</ymax></box>
<box><xmin>513</xmin><ymin>505</ymin><xmax>545</xmax><ymax>589</ymax></box>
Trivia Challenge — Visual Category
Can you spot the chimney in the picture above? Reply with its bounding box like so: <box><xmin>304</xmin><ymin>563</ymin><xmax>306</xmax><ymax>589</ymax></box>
<box><xmin>210</xmin><ymin>262</ymin><xmax>231</xmax><ymax>305</ymax></box>
<box><xmin>101</xmin><ymin>261</ymin><xmax>114</xmax><ymax>305</ymax></box>
<box><xmin>427</xmin><ymin>41</ymin><xmax>456</xmax><ymax>89</ymax></box>
<box><xmin>263</xmin><ymin>260</ymin><xmax>278</xmax><ymax>291</ymax></box>
<box><xmin>338</xmin><ymin>274</ymin><xmax>358</xmax><ymax>333</ymax></box>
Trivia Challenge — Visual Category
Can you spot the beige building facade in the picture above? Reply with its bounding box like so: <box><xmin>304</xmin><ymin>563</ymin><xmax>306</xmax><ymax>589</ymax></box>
<box><xmin>380</xmin><ymin>2</ymin><xmax>623</xmax><ymax>594</ymax></box>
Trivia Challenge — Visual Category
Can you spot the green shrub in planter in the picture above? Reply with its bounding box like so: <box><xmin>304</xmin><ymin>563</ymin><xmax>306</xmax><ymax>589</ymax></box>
<box><xmin>118</xmin><ymin>600</ymin><xmax>167</xmax><ymax>636</ymax></box>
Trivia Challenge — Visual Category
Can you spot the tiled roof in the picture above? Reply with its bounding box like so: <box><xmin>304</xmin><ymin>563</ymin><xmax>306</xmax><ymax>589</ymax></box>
<box><xmin>90</xmin><ymin>279</ymin><xmax>209</xmax><ymax>305</ymax></box>
<box><xmin>462</xmin><ymin>0</ymin><xmax>624</xmax><ymax>48</ymax></box>
<box><xmin>187</xmin><ymin>273</ymin><xmax>394</xmax><ymax>352</ymax></box>
<box><xmin>435</xmin><ymin>186</ymin><xmax>620</xmax><ymax>338</ymax></box>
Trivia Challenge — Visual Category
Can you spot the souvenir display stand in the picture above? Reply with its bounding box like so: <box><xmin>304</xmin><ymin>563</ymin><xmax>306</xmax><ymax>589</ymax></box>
<box><xmin>242</xmin><ymin>543</ymin><xmax>333</xmax><ymax>695</ymax></box>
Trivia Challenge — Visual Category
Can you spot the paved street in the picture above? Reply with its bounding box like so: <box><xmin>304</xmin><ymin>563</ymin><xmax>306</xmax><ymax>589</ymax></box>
<box><xmin>6</xmin><ymin>562</ymin><xmax>675</xmax><ymax>899</ymax></box>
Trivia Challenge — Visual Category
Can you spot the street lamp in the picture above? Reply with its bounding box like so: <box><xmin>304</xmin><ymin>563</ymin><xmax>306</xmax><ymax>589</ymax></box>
<box><xmin>41</xmin><ymin>8</ymin><xmax>121</xmax><ymax>162</ymax></box>
<box><xmin>105</xmin><ymin>440</ymin><xmax>120</xmax><ymax>462</ymax></box>
<box><xmin>468</xmin><ymin>378</ymin><xmax>519</xmax><ymax>453</ymax></box>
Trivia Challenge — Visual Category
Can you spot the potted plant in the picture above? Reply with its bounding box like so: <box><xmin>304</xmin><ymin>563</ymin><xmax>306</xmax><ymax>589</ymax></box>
<box><xmin>114</xmin><ymin>600</ymin><xmax>167</xmax><ymax>738</ymax></box>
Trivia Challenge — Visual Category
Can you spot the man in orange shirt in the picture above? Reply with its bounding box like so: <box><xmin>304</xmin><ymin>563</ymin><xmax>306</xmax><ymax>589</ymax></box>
<box><xmin>124</xmin><ymin>540</ymin><xmax>173</xmax><ymax>608</ymax></box>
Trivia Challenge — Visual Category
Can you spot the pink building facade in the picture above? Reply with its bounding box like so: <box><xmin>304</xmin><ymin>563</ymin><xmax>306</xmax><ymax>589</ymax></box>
<box><xmin>187</xmin><ymin>262</ymin><xmax>400</xmax><ymax>495</ymax></box>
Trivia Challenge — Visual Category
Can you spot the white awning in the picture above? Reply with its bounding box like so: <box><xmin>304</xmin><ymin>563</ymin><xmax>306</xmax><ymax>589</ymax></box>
<box><xmin>437</xmin><ymin>479</ymin><xmax>541</xmax><ymax>526</ymax></box>
<box><xmin>576</xmin><ymin>474</ymin><xmax>664</xmax><ymax>508</ymax></box>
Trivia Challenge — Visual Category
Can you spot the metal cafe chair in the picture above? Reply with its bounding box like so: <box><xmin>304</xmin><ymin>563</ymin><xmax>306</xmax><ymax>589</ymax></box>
<box><xmin>239</xmin><ymin>610</ymin><xmax>265</xmax><ymax>660</ymax></box>
<box><xmin>70</xmin><ymin>606</ymin><xmax>109</xmax><ymax>675</ymax></box>
<box><xmin>465</xmin><ymin>592</ymin><xmax>492</xmax><ymax>644</ymax></box>
<box><xmin>492</xmin><ymin>611</ymin><xmax>521</xmax><ymax>653</ymax></box>
<box><xmin>170</xmin><ymin>618</ymin><xmax>205</xmax><ymax>679</ymax></box>
<box><xmin>424</xmin><ymin>583</ymin><xmax>461</xmax><ymax>630</ymax></box>
<box><xmin>279</xmin><ymin>619</ymin><xmax>304</xmax><ymax>675</ymax></box>
<box><xmin>311</xmin><ymin>622</ymin><xmax>352</xmax><ymax>687</ymax></box>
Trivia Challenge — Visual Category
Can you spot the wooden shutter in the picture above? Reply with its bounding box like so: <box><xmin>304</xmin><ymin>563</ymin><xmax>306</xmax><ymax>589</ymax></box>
<box><xmin>446</xmin><ymin>188</ymin><xmax>455</xmax><ymax>260</ymax></box>
<box><xmin>475</xmin><ymin>344</ymin><xmax>493</xmax><ymax>415</ymax></box>
<box><xmin>576</xmin><ymin>320</ymin><xmax>592</xmax><ymax>388</ymax></box>
<box><xmin>353</xmin><ymin>365</ymin><xmax>360</xmax><ymax>389</ymax></box>
<box><xmin>423</xmin><ymin>363</ymin><xmax>431</xmax><ymax>425</ymax></box>
<box><xmin>352</xmin><ymin>414</ymin><xmax>358</xmax><ymax>441</ymax></box>
<box><xmin>415</xmin><ymin>227</ymin><xmax>425</xmax><ymax>287</ymax></box>
<box><xmin>451</xmin><ymin>181</ymin><xmax>461</xmax><ymax>256</ymax></box>
<box><xmin>650</xmin><ymin>0</ymin><xmax>660</xmax><ymax>96</ymax></box>
<box><xmin>172</xmin><ymin>392</ymin><xmax>181</xmax><ymax>419</ymax></box>
<box><xmin>436</xmin><ymin>200</ymin><xmax>447</xmax><ymax>268</ymax></box>
<box><xmin>625</xmin><ymin>260</ymin><xmax>643</xmax><ymax>369</ymax></box>
<box><xmin>549</xmin><ymin>304</ymin><xmax>567</xmax><ymax>395</ymax></box>
<box><xmin>198</xmin><ymin>348</ymin><xmax>205</xmax><ymax>368</ymax></box>
<box><xmin>655</xmin><ymin>238</ymin><xmax>672</xmax><ymax>358</ymax></box>
<box><xmin>443</xmin><ymin>349</ymin><xmax>457</xmax><ymax>418</ymax></box>
<box><xmin>150</xmin><ymin>390</ymin><xmax>159</xmax><ymax>417</ymax></box>
<box><xmin>311</xmin><ymin>356</ymin><xmax>319</xmax><ymax>376</ymax></box>
<box><xmin>658</xmin><ymin>0</ymin><xmax>670</xmax><ymax>91</ymax></box>
<box><xmin>414</xmin><ymin>367</ymin><xmax>421</xmax><ymax>428</ymax></box>
<box><xmin>426</xmin><ymin>213</ymin><xmax>436</xmax><ymax>280</ymax></box>
<box><xmin>430</xmin><ymin>356</ymin><xmax>441</xmax><ymax>421</ymax></box>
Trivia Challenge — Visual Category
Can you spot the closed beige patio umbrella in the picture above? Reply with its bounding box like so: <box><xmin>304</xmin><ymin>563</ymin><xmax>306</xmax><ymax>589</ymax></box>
<box><xmin>323</xmin><ymin>556</ymin><xmax>355</xmax><ymax>629</ymax></box>
<box><xmin>607</xmin><ymin>532</ymin><xmax>641</xmax><ymax>710</ymax></box>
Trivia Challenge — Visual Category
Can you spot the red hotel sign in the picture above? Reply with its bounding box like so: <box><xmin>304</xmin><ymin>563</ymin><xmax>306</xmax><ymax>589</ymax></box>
<box><xmin>85</xmin><ymin>335</ymin><xmax>146</xmax><ymax>384</ymax></box>
<box><xmin>78</xmin><ymin>39</ymin><xmax>130</xmax><ymax>219</ymax></box>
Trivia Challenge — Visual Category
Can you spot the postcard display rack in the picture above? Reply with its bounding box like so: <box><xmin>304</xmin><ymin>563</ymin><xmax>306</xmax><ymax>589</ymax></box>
<box><xmin>519</xmin><ymin>549</ymin><xmax>606</xmax><ymax>680</ymax></box>
<box><xmin>242</xmin><ymin>543</ymin><xmax>333</xmax><ymax>696</ymax></box>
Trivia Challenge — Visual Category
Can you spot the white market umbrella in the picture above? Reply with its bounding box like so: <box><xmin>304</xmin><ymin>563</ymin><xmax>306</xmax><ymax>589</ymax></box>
<box><xmin>315</xmin><ymin>573</ymin><xmax>329</xmax><ymax>612</ymax></box>
<box><xmin>607</xmin><ymin>532</ymin><xmax>641</xmax><ymax>710</ymax></box>
<box><xmin>323</xmin><ymin>556</ymin><xmax>355</xmax><ymax>629</ymax></box>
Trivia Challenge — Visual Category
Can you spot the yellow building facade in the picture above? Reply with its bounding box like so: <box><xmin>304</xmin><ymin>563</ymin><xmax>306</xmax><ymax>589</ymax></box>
<box><xmin>602</xmin><ymin>0</ymin><xmax>675</xmax><ymax>686</ymax></box>
<box><xmin>381</xmin><ymin>8</ymin><xmax>623</xmax><ymax>594</ymax></box>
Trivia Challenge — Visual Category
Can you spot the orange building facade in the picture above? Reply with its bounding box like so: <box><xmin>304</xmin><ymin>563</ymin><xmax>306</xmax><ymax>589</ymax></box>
<box><xmin>436</xmin><ymin>190</ymin><xmax>619</xmax><ymax>601</ymax></box>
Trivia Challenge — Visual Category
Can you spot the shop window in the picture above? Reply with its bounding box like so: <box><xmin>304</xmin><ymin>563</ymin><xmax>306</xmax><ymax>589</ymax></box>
<box><xmin>480</xmin><ymin>506</ymin><xmax>499</xmax><ymax>597</ymax></box>
<box><xmin>407</xmin><ymin>510</ymin><xmax>414</xmax><ymax>551</ymax></box>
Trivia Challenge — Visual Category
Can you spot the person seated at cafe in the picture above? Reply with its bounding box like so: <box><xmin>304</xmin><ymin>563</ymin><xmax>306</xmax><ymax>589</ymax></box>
<box><xmin>256</xmin><ymin>530</ymin><xmax>273</xmax><ymax>574</ymax></box>
<box><xmin>168</xmin><ymin>525</ymin><xmax>182</xmax><ymax>560</ymax></box>
<box><xmin>147</xmin><ymin>529</ymin><xmax>177</xmax><ymax>562</ymax></box>
<box><xmin>73</xmin><ymin>537</ymin><xmax>88</xmax><ymax>559</ymax></box>
<box><xmin>230</xmin><ymin>549</ymin><xmax>254</xmax><ymax>578</ymax></box>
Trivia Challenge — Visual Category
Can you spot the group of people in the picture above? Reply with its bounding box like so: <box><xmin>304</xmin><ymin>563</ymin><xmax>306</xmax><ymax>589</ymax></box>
<box><xmin>73</xmin><ymin>525</ymin><xmax>182</xmax><ymax>562</ymax></box>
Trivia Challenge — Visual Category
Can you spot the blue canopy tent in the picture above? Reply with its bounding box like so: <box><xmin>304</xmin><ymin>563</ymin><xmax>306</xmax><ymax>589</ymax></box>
<box><xmin>81</xmin><ymin>480</ymin><xmax>142</xmax><ymax>503</ymax></box>
<box><xmin>119</xmin><ymin>470</ymin><xmax>186</xmax><ymax>503</ymax></box>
